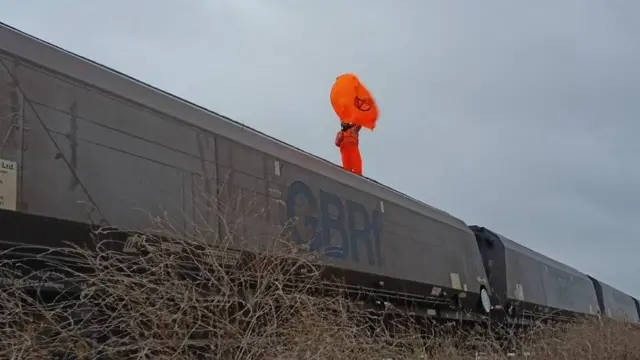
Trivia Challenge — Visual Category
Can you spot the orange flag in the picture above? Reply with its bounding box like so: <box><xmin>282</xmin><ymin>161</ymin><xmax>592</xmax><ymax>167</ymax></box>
<box><xmin>330</xmin><ymin>73</ymin><xmax>379</xmax><ymax>130</ymax></box>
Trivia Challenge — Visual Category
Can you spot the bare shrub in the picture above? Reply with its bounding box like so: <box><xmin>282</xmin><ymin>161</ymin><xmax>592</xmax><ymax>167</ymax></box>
<box><xmin>513</xmin><ymin>316</ymin><xmax>640</xmax><ymax>359</ymax></box>
<box><xmin>0</xmin><ymin>186</ymin><xmax>638</xmax><ymax>359</ymax></box>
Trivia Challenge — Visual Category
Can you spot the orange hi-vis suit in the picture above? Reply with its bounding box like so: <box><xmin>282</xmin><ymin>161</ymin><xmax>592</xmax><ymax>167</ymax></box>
<box><xmin>335</xmin><ymin>122</ymin><xmax>363</xmax><ymax>175</ymax></box>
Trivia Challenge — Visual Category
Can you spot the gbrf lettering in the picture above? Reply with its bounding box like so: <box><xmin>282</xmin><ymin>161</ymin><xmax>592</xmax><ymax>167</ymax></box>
<box><xmin>285</xmin><ymin>180</ymin><xmax>383</xmax><ymax>268</ymax></box>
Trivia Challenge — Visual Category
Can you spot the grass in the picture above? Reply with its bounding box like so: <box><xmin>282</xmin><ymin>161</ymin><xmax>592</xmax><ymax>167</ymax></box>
<box><xmin>0</xmin><ymin>193</ymin><xmax>638</xmax><ymax>360</ymax></box>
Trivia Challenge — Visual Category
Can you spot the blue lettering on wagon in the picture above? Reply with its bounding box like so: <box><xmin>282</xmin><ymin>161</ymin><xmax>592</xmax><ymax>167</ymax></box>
<box><xmin>285</xmin><ymin>180</ymin><xmax>383</xmax><ymax>268</ymax></box>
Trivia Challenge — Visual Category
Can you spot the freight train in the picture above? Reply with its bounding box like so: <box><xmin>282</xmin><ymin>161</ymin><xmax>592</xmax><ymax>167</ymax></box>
<box><xmin>0</xmin><ymin>21</ymin><xmax>638</xmax><ymax>326</ymax></box>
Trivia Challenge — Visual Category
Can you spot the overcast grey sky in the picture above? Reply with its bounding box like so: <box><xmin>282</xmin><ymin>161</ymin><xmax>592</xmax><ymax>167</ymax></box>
<box><xmin>1</xmin><ymin>0</ymin><xmax>638</xmax><ymax>297</ymax></box>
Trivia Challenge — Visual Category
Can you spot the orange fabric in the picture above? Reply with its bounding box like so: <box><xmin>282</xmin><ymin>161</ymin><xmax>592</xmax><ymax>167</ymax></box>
<box><xmin>330</xmin><ymin>73</ymin><xmax>379</xmax><ymax>130</ymax></box>
<box><xmin>335</xmin><ymin>125</ymin><xmax>360</xmax><ymax>146</ymax></box>
<box><xmin>340</xmin><ymin>146</ymin><xmax>362</xmax><ymax>175</ymax></box>
<box><xmin>335</xmin><ymin>127</ymin><xmax>363</xmax><ymax>175</ymax></box>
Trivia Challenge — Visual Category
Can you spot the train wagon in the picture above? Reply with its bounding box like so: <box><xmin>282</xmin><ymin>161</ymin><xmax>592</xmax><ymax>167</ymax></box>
<box><xmin>470</xmin><ymin>226</ymin><xmax>600</xmax><ymax>321</ymax></box>
<box><xmin>588</xmin><ymin>276</ymin><xmax>640</xmax><ymax>323</ymax></box>
<box><xmin>0</xmin><ymin>22</ymin><xmax>493</xmax><ymax>319</ymax></box>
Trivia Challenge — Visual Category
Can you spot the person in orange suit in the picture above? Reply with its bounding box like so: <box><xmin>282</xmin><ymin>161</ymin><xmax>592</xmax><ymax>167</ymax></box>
<box><xmin>335</xmin><ymin>121</ymin><xmax>363</xmax><ymax>175</ymax></box>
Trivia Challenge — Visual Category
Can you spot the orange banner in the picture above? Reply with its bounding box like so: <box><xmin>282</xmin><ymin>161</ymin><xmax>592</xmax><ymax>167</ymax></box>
<box><xmin>330</xmin><ymin>73</ymin><xmax>379</xmax><ymax>130</ymax></box>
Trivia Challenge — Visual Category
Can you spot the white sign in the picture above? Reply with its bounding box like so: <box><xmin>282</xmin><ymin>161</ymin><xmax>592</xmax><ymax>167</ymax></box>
<box><xmin>0</xmin><ymin>159</ymin><xmax>17</xmax><ymax>211</ymax></box>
